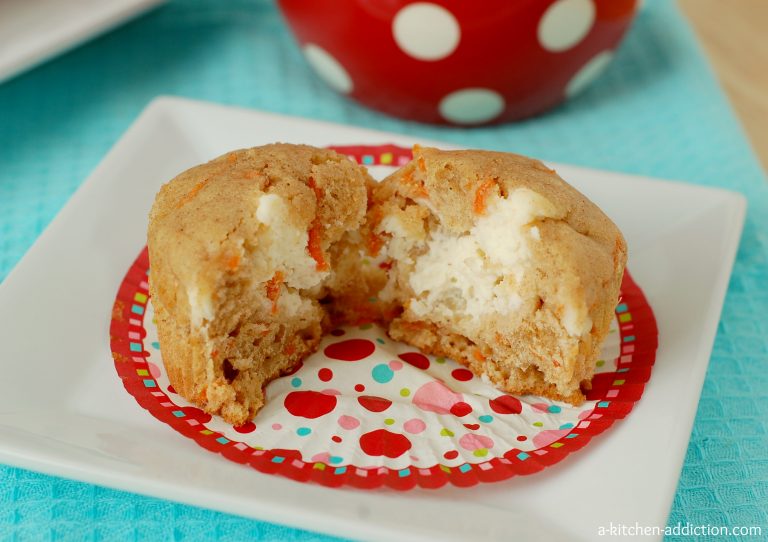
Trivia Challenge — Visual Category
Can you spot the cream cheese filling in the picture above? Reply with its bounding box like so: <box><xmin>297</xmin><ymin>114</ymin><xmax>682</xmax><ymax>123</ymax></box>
<box><xmin>406</xmin><ymin>188</ymin><xmax>590</xmax><ymax>335</ymax></box>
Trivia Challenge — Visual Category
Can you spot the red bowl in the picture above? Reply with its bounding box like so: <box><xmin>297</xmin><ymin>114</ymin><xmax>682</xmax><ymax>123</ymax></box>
<box><xmin>277</xmin><ymin>0</ymin><xmax>638</xmax><ymax>125</ymax></box>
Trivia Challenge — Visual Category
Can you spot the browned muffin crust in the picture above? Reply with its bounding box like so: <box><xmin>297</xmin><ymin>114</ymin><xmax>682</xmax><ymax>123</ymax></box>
<box><xmin>148</xmin><ymin>144</ymin><xmax>372</xmax><ymax>424</ymax></box>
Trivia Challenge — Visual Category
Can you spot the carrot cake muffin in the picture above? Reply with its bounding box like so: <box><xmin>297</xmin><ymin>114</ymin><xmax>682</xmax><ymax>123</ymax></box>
<box><xmin>344</xmin><ymin>146</ymin><xmax>626</xmax><ymax>405</ymax></box>
<box><xmin>147</xmin><ymin>144</ymin><xmax>371</xmax><ymax>425</ymax></box>
<box><xmin>148</xmin><ymin>143</ymin><xmax>626</xmax><ymax>424</ymax></box>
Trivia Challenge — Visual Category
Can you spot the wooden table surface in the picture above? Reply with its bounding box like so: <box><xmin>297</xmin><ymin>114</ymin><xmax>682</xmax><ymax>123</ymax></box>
<box><xmin>679</xmin><ymin>0</ymin><xmax>768</xmax><ymax>171</ymax></box>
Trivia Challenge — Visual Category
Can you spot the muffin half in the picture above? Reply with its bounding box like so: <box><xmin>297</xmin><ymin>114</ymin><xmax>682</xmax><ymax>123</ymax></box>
<box><xmin>147</xmin><ymin>144</ymin><xmax>371</xmax><ymax>425</ymax></box>
<box><xmin>347</xmin><ymin>146</ymin><xmax>627</xmax><ymax>404</ymax></box>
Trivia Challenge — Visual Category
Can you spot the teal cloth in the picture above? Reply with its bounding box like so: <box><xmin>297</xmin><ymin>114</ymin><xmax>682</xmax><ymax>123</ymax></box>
<box><xmin>1</xmin><ymin>0</ymin><xmax>767</xmax><ymax>540</ymax></box>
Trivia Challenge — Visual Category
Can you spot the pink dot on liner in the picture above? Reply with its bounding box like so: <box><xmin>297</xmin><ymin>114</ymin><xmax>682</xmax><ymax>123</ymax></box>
<box><xmin>322</xmin><ymin>388</ymin><xmax>341</xmax><ymax>396</ymax></box>
<box><xmin>271</xmin><ymin>423</ymin><xmax>282</xmax><ymax>430</ymax></box>
<box><xmin>459</xmin><ymin>433</ymin><xmax>494</xmax><ymax>451</ymax></box>
<box><xmin>403</xmin><ymin>418</ymin><xmax>426</xmax><ymax>434</ymax></box>
<box><xmin>338</xmin><ymin>415</ymin><xmax>360</xmax><ymax>430</ymax></box>
<box><xmin>531</xmin><ymin>403</ymin><xmax>550</xmax><ymax>413</ymax></box>
<box><xmin>388</xmin><ymin>360</ymin><xmax>403</xmax><ymax>371</ymax></box>
<box><xmin>146</xmin><ymin>362</ymin><xmax>162</xmax><ymax>379</ymax></box>
<box><xmin>311</xmin><ymin>452</ymin><xmax>331</xmax><ymax>463</ymax></box>
<box><xmin>533</xmin><ymin>429</ymin><xmax>570</xmax><ymax>448</ymax></box>
<box><xmin>412</xmin><ymin>380</ymin><xmax>462</xmax><ymax>414</ymax></box>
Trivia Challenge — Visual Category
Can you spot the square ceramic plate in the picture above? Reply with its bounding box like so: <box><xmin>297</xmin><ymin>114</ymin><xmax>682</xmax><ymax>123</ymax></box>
<box><xmin>0</xmin><ymin>97</ymin><xmax>745</xmax><ymax>541</ymax></box>
<box><xmin>0</xmin><ymin>0</ymin><xmax>165</xmax><ymax>84</ymax></box>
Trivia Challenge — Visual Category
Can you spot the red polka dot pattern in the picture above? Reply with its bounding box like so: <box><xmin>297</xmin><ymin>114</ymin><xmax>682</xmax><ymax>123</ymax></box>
<box><xmin>451</xmin><ymin>368</ymin><xmax>474</xmax><ymax>382</ymax></box>
<box><xmin>489</xmin><ymin>395</ymin><xmax>524</xmax><ymax>415</ymax></box>
<box><xmin>234</xmin><ymin>421</ymin><xmax>256</xmax><ymax>434</ymax></box>
<box><xmin>284</xmin><ymin>391</ymin><xmax>338</xmax><ymax>419</ymax></box>
<box><xmin>398</xmin><ymin>352</ymin><xmax>430</xmax><ymax>370</ymax></box>
<box><xmin>357</xmin><ymin>395</ymin><xmax>393</xmax><ymax>413</ymax></box>
<box><xmin>324</xmin><ymin>339</ymin><xmax>375</xmax><ymax>361</ymax></box>
<box><xmin>450</xmin><ymin>402</ymin><xmax>473</xmax><ymax>417</ymax></box>
<box><xmin>359</xmin><ymin>429</ymin><xmax>412</xmax><ymax>458</ymax></box>
<box><xmin>277</xmin><ymin>0</ymin><xmax>638</xmax><ymax>124</ymax></box>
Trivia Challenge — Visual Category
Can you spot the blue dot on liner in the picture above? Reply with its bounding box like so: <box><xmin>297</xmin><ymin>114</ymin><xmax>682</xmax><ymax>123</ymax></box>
<box><xmin>548</xmin><ymin>405</ymin><xmax>562</xmax><ymax>414</ymax></box>
<box><xmin>329</xmin><ymin>456</ymin><xmax>344</xmax><ymax>464</ymax></box>
<box><xmin>297</xmin><ymin>427</ymin><xmax>311</xmax><ymax>436</ymax></box>
<box><xmin>479</xmin><ymin>415</ymin><xmax>493</xmax><ymax>423</ymax></box>
<box><xmin>372</xmin><ymin>363</ymin><xmax>394</xmax><ymax>384</ymax></box>
<box><xmin>291</xmin><ymin>377</ymin><xmax>302</xmax><ymax>388</ymax></box>
<box><xmin>559</xmin><ymin>423</ymin><xmax>574</xmax><ymax>430</ymax></box>
<box><xmin>151</xmin><ymin>341</ymin><xmax>160</xmax><ymax>350</ymax></box>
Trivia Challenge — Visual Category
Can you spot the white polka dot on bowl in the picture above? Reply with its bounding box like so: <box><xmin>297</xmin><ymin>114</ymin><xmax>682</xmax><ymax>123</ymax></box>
<box><xmin>538</xmin><ymin>0</ymin><xmax>595</xmax><ymax>52</ymax></box>
<box><xmin>392</xmin><ymin>2</ymin><xmax>461</xmax><ymax>61</ymax></box>
<box><xmin>566</xmin><ymin>50</ymin><xmax>614</xmax><ymax>97</ymax></box>
<box><xmin>303</xmin><ymin>43</ymin><xmax>354</xmax><ymax>94</ymax></box>
<box><xmin>438</xmin><ymin>88</ymin><xmax>505</xmax><ymax>124</ymax></box>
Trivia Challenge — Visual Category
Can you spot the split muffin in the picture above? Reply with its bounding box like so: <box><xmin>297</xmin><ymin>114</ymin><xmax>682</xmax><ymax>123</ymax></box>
<box><xmin>148</xmin><ymin>143</ymin><xmax>626</xmax><ymax>425</ymax></box>
<box><xmin>147</xmin><ymin>144</ymin><xmax>371</xmax><ymax>425</ymax></box>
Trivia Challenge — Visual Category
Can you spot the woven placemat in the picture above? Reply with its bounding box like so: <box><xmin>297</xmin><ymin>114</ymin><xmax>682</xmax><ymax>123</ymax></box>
<box><xmin>1</xmin><ymin>0</ymin><xmax>766</xmax><ymax>540</ymax></box>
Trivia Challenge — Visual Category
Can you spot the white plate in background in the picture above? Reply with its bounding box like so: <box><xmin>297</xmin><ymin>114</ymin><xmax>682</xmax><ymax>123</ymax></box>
<box><xmin>0</xmin><ymin>97</ymin><xmax>746</xmax><ymax>541</ymax></box>
<box><xmin>0</xmin><ymin>0</ymin><xmax>165</xmax><ymax>84</ymax></box>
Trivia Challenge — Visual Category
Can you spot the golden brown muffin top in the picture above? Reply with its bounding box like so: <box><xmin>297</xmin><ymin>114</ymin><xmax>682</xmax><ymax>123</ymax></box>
<box><xmin>148</xmin><ymin>143</ymin><xmax>372</xmax><ymax>292</ymax></box>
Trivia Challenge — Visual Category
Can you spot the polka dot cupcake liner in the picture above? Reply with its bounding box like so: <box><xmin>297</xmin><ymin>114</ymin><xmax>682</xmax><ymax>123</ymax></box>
<box><xmin>110</xmin><ymin>145</ymin><xmax>658</xmax><ymax>490</ymax></box>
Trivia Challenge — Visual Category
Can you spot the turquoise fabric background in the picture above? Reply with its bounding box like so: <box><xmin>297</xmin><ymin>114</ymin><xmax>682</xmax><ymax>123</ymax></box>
<box><xmin>1</xmin><ymin>0</ymin><xmax>767</xmax><ymax>540</ymax></box>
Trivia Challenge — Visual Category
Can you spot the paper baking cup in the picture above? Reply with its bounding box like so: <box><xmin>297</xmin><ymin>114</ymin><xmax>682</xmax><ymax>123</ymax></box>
<box><xmin>110</xmin><ymin>145</ymin><xmax>658</xmax><ymax>490</ymax></box>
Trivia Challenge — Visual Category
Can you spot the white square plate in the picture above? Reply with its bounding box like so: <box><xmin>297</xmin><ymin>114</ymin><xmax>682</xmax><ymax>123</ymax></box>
<box><xmin>0</xmin><ymin>97</ymin><xmax>745</xmax><ymax>541</ymax></box>
<box><xmin>0</xmin><ymin>0</ymin><xmax>165</xmax><ymax>84</ymax></box>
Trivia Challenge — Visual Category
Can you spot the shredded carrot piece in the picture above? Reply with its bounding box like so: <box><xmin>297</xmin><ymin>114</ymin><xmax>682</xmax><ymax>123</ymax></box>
<box><xmin>175</xmin><ymin>178</ymin><xmax>210</xmax><ymax>208</ymax></box>
<box><xmin>283</xmin><ymin>343</ymin><xmax>297</xmax><ymax>355</ymax></box>
<box><xmin>369</xmin><ymin>206</ymin><xmax>384</xmax><ymax>226</ymax></box>
<box><xmin>265</xmin><ymin>271</ymin><xmax>284</xmax><ymax>314</ymax></box>
<box><xmin>197</xmin><ymin>387</ymin><xmax>207</xmax><ymax>402</ymax></box>
<box><xmin>472</xmin><ymin>349</ymin><xmax>486</xmax><ymax>362</ymax></box>
<box><xmin>227</xmin><ymin>152</ymin><xmax>238</xmax><ymax>164</ymax></box>
<box><xmin>305</xmin><ymin>177</ymin><xmax>329</xmax><ymax>271</ymax></box>
<box><xmin>211</xmin><ymin>350</ymin><xmax>219</xmax><ymax>360</ymax></box>
<box><xmin>378</xmin><ymin>260</ymin><xmax>393</xmax><ymax>270</ymax></box>
<box><xmin>307</xmin><ymin>176</ymin><xmax>323</xmax><ymax>199</ymax></box>
<box><xmin>225</xmin><ymin>254</ymin><xmax>240</xmax><ymax>271</ymax></box>
<box><xmin>417</xmin><ymin>156</ymin><xmax>426</xmax><ymax>172</ymax></box>
<box><xmin>364</xmin><ymin>206</ymin><xmax>385</xmax><ymax>257</ymax></box>
<box><xmin>412</xmin><ymin>143</ymin><xmax>422</xmax><ymax>155</ymax></box>
<box><xmin>367</xmin><ymin>232</ymin><xmax>384</xmax><ymax>257</ymax></box>
<box><xmin>307</xmin><ymin>221</ymin><xmax>329</xmax><ymax>271</ymax></box>
<box><xmin>473</xmin><ymin>179</ymin><xmax>497</xmax><ymax>215</ymax></box>
<box><xmin>400</xmin><ymin>169</ymin><xmax>429</xmax><ymax>198</ymax></box>
<box><xmin>552</xmin><ymin>359</ymin><xmax>561</xmax><ymax>368</ymax></box>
